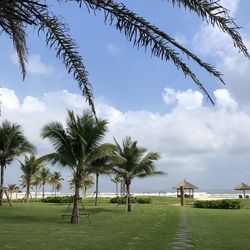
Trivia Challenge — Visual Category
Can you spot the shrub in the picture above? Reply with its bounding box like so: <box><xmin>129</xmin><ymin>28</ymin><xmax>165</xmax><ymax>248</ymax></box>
<box><xmin>193</xmin><ymin>199</ymin><xmax>241</xmax><ymax>209</ymax></box>
<box><xmin>41</xmin><ymin>196</ymin><xmax>73</xmax><ymax>203</ymax></box>
<box><xmin>110</xmin><ymin>196</ymin><xmax>151</xmax><ymax>204</ymax></box>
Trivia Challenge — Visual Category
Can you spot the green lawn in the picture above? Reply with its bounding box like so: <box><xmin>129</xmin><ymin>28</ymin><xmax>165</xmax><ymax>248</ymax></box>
<box><xmin>189</xmin><ymin>206</ymin><xmax>250</xmax><ymax>250</ymax></box>
<box><xmin>1</xmin><ymin>199</ymin><xmax>250</xmax><ymax>250</ymax></box>
<box><xmin>0</xmin><ymin>202</ymin><xmax>180</xmax><ymax>250</ymax></box>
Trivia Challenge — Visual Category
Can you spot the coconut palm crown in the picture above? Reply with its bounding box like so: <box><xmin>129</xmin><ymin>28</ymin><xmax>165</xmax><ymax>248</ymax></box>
<box><xmin>1</xmin><ymin>1</ymin><xmax>249</xmax><ymax>115</ymax></box>
<box><xmin>41</xmin><ymin>109</ymin><xmax>111</xmax><ymax>224</ymax></box>
<box><xmin>113</xmin><ymin>136</ymin><xmax>163</xmax><ymax>212</ymax></box>
<box><xmin>0</xmin><ymin>120</ymin><xmax>34</xmax><ymax>205</ymax></box>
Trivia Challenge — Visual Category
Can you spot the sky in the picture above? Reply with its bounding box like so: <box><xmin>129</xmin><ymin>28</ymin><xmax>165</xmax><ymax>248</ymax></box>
<box><xmin>1</xmin><ymin>0</ymin><xmax>250</xmax><ymax>193</ymax></box>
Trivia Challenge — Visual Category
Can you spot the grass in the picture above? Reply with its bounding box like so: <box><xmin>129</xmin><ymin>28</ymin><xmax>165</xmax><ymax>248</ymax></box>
<box><xmin>0</xmin><ymin>201</ymin><xmax>180</xmax><ymax>250</ymax></box>
<box><xmin>1</xmin><ymin>198</ymin><xmax>250</xmax><ymax>249</ymax></box>
<box><xmin>189</xmin><ymin>199</ymin><xmax>250</xmax><ymax>249</ymax></box>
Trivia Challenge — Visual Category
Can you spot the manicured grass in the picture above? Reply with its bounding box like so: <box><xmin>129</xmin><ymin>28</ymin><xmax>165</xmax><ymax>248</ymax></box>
<box><xmin>0</xmin><ymin>202</ymin><xmax>180</xmax><ymax>250</ymax></box>
<box><xmin>189</xmin><ymin>204</ymin><xmax>250</xmax><ymax>250</ymax></box>
<box><xmin>2</xmin><ymin>198</ymin><xmax>250</xmax><ymax>249</ymax></box>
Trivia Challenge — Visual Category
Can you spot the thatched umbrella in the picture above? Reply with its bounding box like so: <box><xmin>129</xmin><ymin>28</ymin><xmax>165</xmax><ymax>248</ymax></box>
<box><xmin>234</xmin><ymin>183</ymin><xmax>250</xmax><ymax>198</ymax></box>
<box><xmin>173</xmin><ymin>180</ymin><xmax>198</xmax><ymax>198</ymax></box>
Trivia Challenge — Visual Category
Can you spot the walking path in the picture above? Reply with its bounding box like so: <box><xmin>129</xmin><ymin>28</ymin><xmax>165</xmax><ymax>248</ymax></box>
<box><xmin>171</xmin><ymin>208</ymin><xmax>194</xmax><ymax>250</ymax></box>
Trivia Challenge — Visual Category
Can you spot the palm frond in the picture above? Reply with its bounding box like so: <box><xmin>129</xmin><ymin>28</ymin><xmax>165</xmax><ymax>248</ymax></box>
<box><xmin>77</xmin><ymin>0</ymin><xmax>226</xmax><ymax>103</ymax></box>
<box><xmin>167</xmin><ymin>0</ymin><xmax>249</xmax><ymax>57</ymax></box>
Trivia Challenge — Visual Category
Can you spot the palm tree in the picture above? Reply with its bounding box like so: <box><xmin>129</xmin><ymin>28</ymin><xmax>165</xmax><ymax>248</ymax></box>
<box><xmin>6</xmin><ymin>184</ymin><xmax>20</xmax><ymax>199</ymax></box>
<box><xmin>41</xmin><ymin>110</ymin><xmax>110</xmax><ymax>224</ymax></box>
<box><xmin>91</xmin><ymin>156</ymin><xmax>114</xmax><ymax>206</ymax></box>
<box><xmin>31</xmin><ymin>175</ymin><xmax>41</xmax><ymax>199</ymax></box>
<box><xmin>111</xmin><ymin>176</ymin><xmax>121</xmax><ymax>197</ymax></box>
<box><xmin>0</xmin><ymin>120</ymin><xmax>34</xmax><ymax>205</ymax></box>
<box><xmin>113</xmin><ymin>136</ymin><xmax>163</xmax><ymax>212</ymax></box>
<box><xmin>55</xmin><ymin>182</ymin><xmax>62</xmax><ymax>196</ymax></box>
<box><xmin>49</xmin><ymin>171</ymin><xmax>64</xmax><ymax>196</ymax></box>
<box><xmin>19</xmin><ymin>155</ymin><xmax>45</xmax><ymax>201</ymax></box>
<box><xmin>37</xmin><ymin>167</ymin><xmax>51</xmax><ymax>198</ymax></box>
<box><xmin>0</xmin><ymin>1</ymin><xmax>249</xmax><ymax>114</ymax></box>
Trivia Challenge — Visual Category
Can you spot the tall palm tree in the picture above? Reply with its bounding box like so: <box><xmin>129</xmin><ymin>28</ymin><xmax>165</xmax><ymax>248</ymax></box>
<box><xmin>6</xmin><ymin>184</ymin><xmax>20</xmax><ymax>199</ymax></box>
<box><xmin>37</xmin><ymin>167</ymin><xmax>51</xmax><ymax>198</ymax></box>
<box><xmin>0</xmin><ymin>120</ymin><xmax>34</xmax><ymax>205</ymax></box>
<box><xmin>49</xmin><ymin>171</ymin><xmax>64</xmax><ymax>196</ymax></box>
<box><xmin>19</xmin><ymin>155</ymin><xmax>45</xmax><ymax>201</ymax></box>
<box><xmin>41</xmin><ymin>110</ymin><xmax>110</xmax><ymax>224</ymax></box>
<box><xmin>113</xmin><ymin>136</ymin><xmax>163</xmax><ymax>212</ymax></box>
<box><xmin>0</xmin><ymin>1</ymin><xmax>249</xmax><ymax>115</ymax></box>
<box><xmin>111</xmin><ymin>175</ymin><xmax>120</xmax><ymax>197</ymax></box>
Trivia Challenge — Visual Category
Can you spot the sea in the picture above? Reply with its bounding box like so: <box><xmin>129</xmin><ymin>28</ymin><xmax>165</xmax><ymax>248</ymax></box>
<box><xmin>12</xmin><ymin>189</ymin><xmax>246</xmax><ymax>199</ymax></box>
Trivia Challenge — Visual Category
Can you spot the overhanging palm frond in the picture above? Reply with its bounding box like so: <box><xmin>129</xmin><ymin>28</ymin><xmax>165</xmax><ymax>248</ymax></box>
<box><xmin>0</xmin><ymin>0</ymin><xmax>95</xmax><ymax>116</ymax></box>
<box><xmin>6</xmin><ymin>18</ymin><xmax>28</xmax><ymax>80</ymax></box>
<box><xmin>168</xmin><ymin>0</ymin><xmax>249</xmax><ymax>57</ymax></box>
<box><xmin>79</xmin><ymin>0</ymin><xmax>217</xmax><ymax>103</ymax></box>
<box><xmin>137</xmin><ymin>171</ymin><xmax>166</xmax><ymax>178</ymax></box>
<box><xmin>30</xmin><ymin>7</ymin><xmax>95</xmax><ymax>116</ymax></box>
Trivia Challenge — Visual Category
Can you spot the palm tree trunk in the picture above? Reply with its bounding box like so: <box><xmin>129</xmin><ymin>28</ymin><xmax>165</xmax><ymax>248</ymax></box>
<box><xmin>126</xmin><ymin>182</ymin><xmax>131</xmax><ymax>212</ymax></box>
<box><xmin>35</xmin><ymin>185</ymin><xmax>38</xmax><ymax>199</ymax></box>
<box><xmin>0</xmin><ymin>164</ymin><xmax>5</xmax><ymax>206</ymax></box>
<box><xmin>95</xmin><ymin>173</ymin><xmax>99</xmax><ymax>206</ymax></box>
<box><xmin>116</xmin><ymin>183</ymin><xmax>118</xmax><ymax>196</ymax></box>
<box><xmin>52</xmin><ymin>185</ymin><xmax>54</xmax><ymax>197</ymax></box>
<box><xmin>26</xmin><ymin>183</ymin><xmax>30</xmax><ymax>202</ymax></box>
<box><xmin>71</xmin><ymin>175</ymin><xmax>80</xmax><ymax>224</ymax></box>
<box><xmin>42</xmin><ymin>183</ymin><xmax>45</xmax><ymax>198</ymax></box>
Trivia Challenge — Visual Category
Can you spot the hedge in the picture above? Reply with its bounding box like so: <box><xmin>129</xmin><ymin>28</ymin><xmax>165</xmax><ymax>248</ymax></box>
<box><xmin>41</xmin><ymin>196</ymin><xmax>73</xmax><ymax>203</ymax></box>
<box><xmin>110</xmin><ymin>196</ymin><xmax>151</xmax><ymax>204</ymax></box>
<box><xmin>193</xmin><ymin>199</ymin><xmax>241</xmax><ymax>209</ymax></box>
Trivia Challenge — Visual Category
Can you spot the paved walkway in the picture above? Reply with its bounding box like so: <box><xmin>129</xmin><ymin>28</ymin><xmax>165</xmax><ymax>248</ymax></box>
<box><xmin>171</xmin><ymin>208</ymin><xmax>194</xmax><ymax>250</ymax></box>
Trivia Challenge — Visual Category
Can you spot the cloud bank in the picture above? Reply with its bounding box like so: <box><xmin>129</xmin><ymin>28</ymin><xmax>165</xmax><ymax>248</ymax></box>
<box><xmin>1</xmin><ymin>86</ymin><xmax>250</xmax><ymax>191</ymax></box>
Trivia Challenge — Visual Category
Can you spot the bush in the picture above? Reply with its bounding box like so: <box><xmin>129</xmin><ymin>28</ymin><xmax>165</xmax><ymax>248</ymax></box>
<box><xmin>41</xmin><ymin>196</ymin><xmax>73</xmax><ymax>203</ymax></box>
<box><xmin>193</xmin><ymin>199</ymin><xmax>241</xmax><ymax>209</ymax></box>
<box><xmin>110</xmin><ymin>196</ymin><xmax>151</xmax><ymax>204</ymax></box>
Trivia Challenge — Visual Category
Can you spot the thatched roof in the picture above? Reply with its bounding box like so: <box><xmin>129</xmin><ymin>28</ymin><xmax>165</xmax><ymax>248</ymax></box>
<box><xmin>235</xmin><ymin>182</ymin><xmax>250</xmax><ymax>190</ymax></box>
<box><xmin>173</xmin><ymin>180</ymin><xmax>198</xmax><ymax>190</ymax></box>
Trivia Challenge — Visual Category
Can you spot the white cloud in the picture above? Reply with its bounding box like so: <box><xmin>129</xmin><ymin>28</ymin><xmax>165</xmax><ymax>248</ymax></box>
<box><xmin>22</xmin><ymin>96</ymin><xmax>46</xmax><ymax>112</ymax></box>
<box><xmin>0</xmin><ymin>88</ymin><xmax>20</xmax><ymax>109</ymax></box>
<box><xmin>214</xmin><ymin>89</ymin><xmax>238</xmax><ymax>110</ymax></box>
<box><xmin>2</xmin><ymin>87</ymin><xmax>250</xmax><ymax>190</ymax></box>
<box><xmin>10</xmin><ymin>53</ymin><xmax>54</xmax><ymax>75</ymax></box>
<box><xmin>163</xmin><ymin>88</ymin><xmax>203</xmax><ymax>110</ymax></box>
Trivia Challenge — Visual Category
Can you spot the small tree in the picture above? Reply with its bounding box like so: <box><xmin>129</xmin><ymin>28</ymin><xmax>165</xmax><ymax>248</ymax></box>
<box><xmin>49</xmin><ymin>171</ymin><xmax>63</xmax><ymax>196</ymax></box>
<box><xmin>113</xmin><ymin>136</ymin><xmax>163</xmax><ymax>212</ymax></box>
<box><xmin>111</xmin><ymin>176</ymin><xmax>120</xmax><ymax>197</ymax></box>
<box><xmin>31</xmin><ymin>175</ymin><xmax>41</xmax><ymax>199</ymax></box>
<box><xmin>70</xmin><ymin>174</ymin><xmax>94</xmax><ymax>197</ymax></box>
<box><xmin>37</xmin><ymin>167</ymin><xmax>51</xmax><ymax>198</ymax></box>
<box><xmin>0</xmin><ymin>120</ymin><xmax>34</xmax><ymax>205</ymax></box>
<box><xmin>19</xmin><ymin>155</ymin><xmax>45</xmax><ymax>201</ymax></box>
<box><xmin>7</xmin><ymin>184</ymin><xmax>20</xmax><ymax>199</ymax></box>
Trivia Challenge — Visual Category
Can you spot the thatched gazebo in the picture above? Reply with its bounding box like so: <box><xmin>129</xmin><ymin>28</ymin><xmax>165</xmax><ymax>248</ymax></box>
<box><xmin>173</xmin><ymin>180</ymin><xmax>198</xmax><ymax>198</ymax></box>
<box><xmin>235</xmin><ymin>183</ymin><xmax>250</xmax><ymax>198</ymax></box>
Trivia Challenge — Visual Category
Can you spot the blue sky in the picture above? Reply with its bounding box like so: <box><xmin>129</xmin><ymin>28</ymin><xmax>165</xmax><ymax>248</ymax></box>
<box><xmin>1</xmin><ymin>0</ymin><xmax>250</xmax><ymax>194</ymax></box>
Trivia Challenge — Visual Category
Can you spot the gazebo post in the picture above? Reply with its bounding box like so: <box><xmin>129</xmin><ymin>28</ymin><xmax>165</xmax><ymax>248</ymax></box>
<box><xmin>244</xmin><ymin>190</ymin><xmax>246</xmax><ymax>198</ymax></box>
<box><xmin>180</xmin><ymin>186</ymin><xmax>184</xmax><ymax>206</ymax></box>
